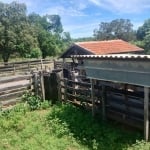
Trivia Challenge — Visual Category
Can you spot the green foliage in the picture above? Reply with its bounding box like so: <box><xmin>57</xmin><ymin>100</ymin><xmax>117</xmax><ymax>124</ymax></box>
<box><xmin>0</xmin><ymin>104</ymin><xmax>28</xmax><ymax>131</ymax></box>
<box><xmin>46</xmin><ymin>14</ymin><xmax>63</xmax><ymax>33</ymax></box>
<box><xmin>46</xmin><ymin>104</ymin><xmax>143</xmax><ymax>150</ymax></box>
<box><xmin>40</xmin><ymin>100</ymin><xmax>51</xmax><ymax>109</ymax></box>
<box><xmin>29</xmin><ymin>48</ymin><xmax>42</xmax><ymax>58</ymax></box>
<box><xmin>0</xmin><ymin>103</ymin><xmax>150</xmax><ymax>150</ymax></box>
<box><xmin>136</xmin><ymin>19</ymin><xmax>150</xmax><ymax>54</ymax></box>
<box><xmin>0</xmin><ymin>1</ymin><xmax>72</xmax><ymax>63</ymax></box>
<box><xmin>22</xmin><ymin>91</ymin><xmax>51</xmax><ymax>110</ymax></box>
<box><xmin>22</xmin><ymin>91</ymin><xmax>41</xmax><ymax>111</ymax></box>
<box><xmin>143</xmin><ymin>31</ymin><xmax>150</xmax><ymax>54</ymax></box>
<box><xmin>0</xmin><ymin>2</ymin><xmax>23</xmax><ymax>62</ymax></box>
<box><xmin>137</xmin><ymin>19</ymin><xmax>150</xmax><ymax>40</ymax></box>
<box><xmin>38</xmin><ymin>29</ymin><xmax>59</xmax><ymax>58</ymax></box>
<box><xmin>94</xmin><ymin>19</ymin><xmax>136</xmax><ymax>41</ymax></box>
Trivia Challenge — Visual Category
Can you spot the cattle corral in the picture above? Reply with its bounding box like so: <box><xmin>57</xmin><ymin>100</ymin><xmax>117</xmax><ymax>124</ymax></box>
<box><xmin>0</xmin><ymin>55</ymin><xmax>150</xmax><ymax>141</ymax></box>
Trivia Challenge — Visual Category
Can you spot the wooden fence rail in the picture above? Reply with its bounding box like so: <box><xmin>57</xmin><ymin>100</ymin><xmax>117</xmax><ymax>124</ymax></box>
<box><xmin>59</xmin><ymin>77</ymin><xmax>148</xmax><ymax>130</ymax></box>
<box><xmin>0</xmin><ymin>59</ymin><xmax>54</xmax><ymax>77</ymax></box>
<box><xmin>0</xmin><ymin>75</ymin><xmax>32</xmax><ymax>109</ymax></box>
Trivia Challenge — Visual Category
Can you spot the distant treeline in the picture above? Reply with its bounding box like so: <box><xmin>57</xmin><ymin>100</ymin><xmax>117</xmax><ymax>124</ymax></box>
<box><xmin>0</xmin><ymin>1</ymin><xmax>72</xmax><ymax>63</ymax></box>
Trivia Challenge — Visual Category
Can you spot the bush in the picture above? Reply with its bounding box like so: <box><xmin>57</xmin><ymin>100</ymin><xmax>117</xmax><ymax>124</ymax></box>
<box><xmin>30</xmin><ymin>48</ymin><xmax>42</xmax><ymax>58</ymax></box>
<box><xmin>22</xmin><ymin>91</ymin><xmax>41</xmax><ymax>111</ymax></box>
<box><xmin>22</xmin><ymin>91</ymin><xmax>51</xmax><ymax>111</ymax></box>
<box><xmin>40</xmin><ymin>100</ymin><xmax>51</xmax><ymax>109</ymax></box>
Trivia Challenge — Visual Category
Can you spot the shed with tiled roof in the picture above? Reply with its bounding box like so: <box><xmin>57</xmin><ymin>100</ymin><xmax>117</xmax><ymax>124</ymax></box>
<box><xmin>60</xmin><ymin>39</ymin><xmax>144</xmax><ymax>58</ymax></box>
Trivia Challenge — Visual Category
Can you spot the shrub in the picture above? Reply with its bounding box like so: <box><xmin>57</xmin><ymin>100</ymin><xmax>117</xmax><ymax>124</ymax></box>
<box><xmin>40</xmin><ymin>100</ymin><xmax>51</xmax><ymax>109</ymax></box>
<box><xmin>22</xmin><ymin>91</ymin><xmax>41</xmax><ymax>111</ymax></box>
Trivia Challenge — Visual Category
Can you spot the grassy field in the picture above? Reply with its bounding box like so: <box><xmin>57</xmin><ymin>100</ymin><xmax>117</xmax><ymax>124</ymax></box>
<box><xmin>0</xmin><ymin>103</ymin><xmax>150</xmax><ymax>150</ymax></box>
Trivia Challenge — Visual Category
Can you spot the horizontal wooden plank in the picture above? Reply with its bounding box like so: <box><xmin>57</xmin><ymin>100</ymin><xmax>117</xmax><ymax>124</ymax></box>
<box><xmin>0</xmin><ymin>90</ymin><xmax>25</xmax><ymax>101</ymax></box>
<box><xmin>0</xmin><ymin>75</ymin><xmax>31</xmax><ymax>84</ymax></box>
<box><xmin>0</xmin><ymin>83</ymin><xmax>31</xmax><ymax>92</ymax></box>
<box><xmin>108</xmin><ymin>104</ymin><xmax>144</xmax><ymax>120</ymax></box>
<box><xmin>0</xmin><ymin>86</ymin><xmax>30</xmax><ymax>95</ymax></box>
<box><xmin>107</xmin><ymin>109</ymin><xmax>143</xmax><ymax>129</ymax></box>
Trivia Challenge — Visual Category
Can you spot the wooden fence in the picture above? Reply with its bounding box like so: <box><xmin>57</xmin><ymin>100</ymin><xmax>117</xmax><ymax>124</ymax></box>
<box><xmin>0</xmin><ymin>59</ymin><xmax>54</xmax><ymax>77</ymax></box>
<box><xmin>59</xmin><ymin>75</ymin><xmax>147</xmax><ymax>130</ymax></box>
<box><xmin>0</xmin><ymin>75</ymin><xmax>32</xmax><ymax>109</ymax></box>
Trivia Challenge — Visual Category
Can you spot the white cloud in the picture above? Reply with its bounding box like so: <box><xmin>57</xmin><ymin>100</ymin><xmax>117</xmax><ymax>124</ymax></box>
<box><xmin>88</xmin><ymin>0</ymin><xmax>150</xmax><ymax>13</ymax></box>
<box><xmin>44</xmin><ymin>5</ymin><xmax>86</xmax><ymax>17</ymax></box>
<box><xmin>0</xmin><ymin>0</ymin><xmax>33</xmax><ymax>6</ymax></box>
<box><xmin>88</xmin><ymin>0</ymin><xmax>101</xmax><ymax>6</ymax></box>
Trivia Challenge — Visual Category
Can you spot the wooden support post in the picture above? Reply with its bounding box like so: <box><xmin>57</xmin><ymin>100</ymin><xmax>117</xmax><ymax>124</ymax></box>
<box><xmin>40</xmin><ymin>71</ymin><xmax>45</xmax><ymax>101</ymax></box>
<box><xmin>57</xmin><ymin>76</ymin><xmax>62</xmax><ymax>102</ymax></box>
<box><xmin>28</xmin><ymin>62</ymin><xmax>31</xmax><ymax>72</ymax></box>
<box><xmin>72</xmin><ymin>71</ymin><xmax>78</xmax><ymax>102</ymax></box>
<box><xmin>34</xmin><ymin>72</ymin><xmax>38</xmax><ymax>96</ymax></box>
<box><xmin>41</xmin><ymin>59</ymin><xmax>43</xmax><ymax>70</ymax></box>
<box><xmin>64</xmin><ymin>78</ymin><xmax>67</xmax><ymax>102</ymax></box>
<box><xmin>102</xmin><ymin>85</ymin><xmax>106</xmax><ymax>120</ymax></box>
<box><xmin>124</xmin><ymin>84</ymin><xmax>129</xmax><ymax>119</ymax></box>
<box><xmin>91</xmin><ymin>79</ymin><xmax>95</xmax><ymax>117</ymax></box>
<box><xmin>144</xmin><ymin>87</ymin><xmax>149</xmax><ymax>141</ymax></box>
<box><xmin>57</xmin><ymin>70</ymin><xmax>63</xmax><ymax>102</ymax></box>
<box><xmin>13</xmin><ymin>63</ymin><xmax>16</xmax><ymax>75</ymax></box>
<box><xmin>63</xmin><ymin>58</ymin><xmax>65</xmax><ymax>69</ymax></box>
<box><xmin>53</xmin><ymin>59</ymin><xmax>56</xmax><ymax>69</ymax></box>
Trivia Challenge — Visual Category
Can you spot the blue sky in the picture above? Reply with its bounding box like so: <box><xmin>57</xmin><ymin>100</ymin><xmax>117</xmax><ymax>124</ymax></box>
<box><xmin>1</xmin><ymin>0</ymin><xmax>150</xmax><ymax>38</ymax></box>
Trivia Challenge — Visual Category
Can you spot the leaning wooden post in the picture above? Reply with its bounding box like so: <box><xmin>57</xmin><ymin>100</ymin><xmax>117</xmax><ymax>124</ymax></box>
<box><xmin>40</xmin><ymin>71</ymin><xmax>45</xmax><ymax>101</ymax></box>
<box><xmin>90</xmin><ymin>79</ymin><xmax>95</xmax><ymax>117</ymax></box>
<box><xmin>144</xmin><ymin>87</ymin><xmax>149</xmax><ymax>141</ymax></box>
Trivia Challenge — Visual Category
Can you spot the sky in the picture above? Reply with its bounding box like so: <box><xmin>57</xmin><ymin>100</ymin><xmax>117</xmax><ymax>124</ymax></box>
<box><xmin>0</xmin><ymin>0</ymin><xmax>150</xmax><ymax>38</ymax></box>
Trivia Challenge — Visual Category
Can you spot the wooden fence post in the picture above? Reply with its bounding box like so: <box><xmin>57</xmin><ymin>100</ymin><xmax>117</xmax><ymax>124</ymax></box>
<box><xmin>41</xmin><ymin>59</ymin><xmax>43</xmax><ymax>70</ymax></box>
<box><xmin>64</xmin><ymin>78</ymin><xmax>67</xmax><ymax>102</ymax></box>
<box><xmin>40</xmin><ymin>71</ymin><xmax>45</xmax><ymax>101</ymax></box>
<box><xmin>57</xmin><ymin>76</ymin><xmax>62</xmax><ymax>102</ymax></box>
<box><xmin>91</xmin><ymin>79</ymin><xmax>95</xmax><ymax>117</ymax></box>
<box><xmin>102</xmin><ymin>85</ymin><xmax>106</xmax><ymax>120</ymax></box>
<box><xmin>144</xmin><ymin>87</ymin><xmax>149</xmax><ymax>141</ymax></box>
<box><xmin>33</xmin><ymin>72</ymin><xmax>38</xmax><ymax>96</ymax></box>
<box><xmin>28</xmin><ymin>62</ymin><xmax>31</xmax><ymax>72</ymax></box>
<box><xmin>13</xmin><ymin>63</ymin><xmax>16</xmax><ymax>75</ymax></box>
<box><xmin>53</xmin><ymin>59</ymin><xmax>56</xmax><ymax>69</ymax></box>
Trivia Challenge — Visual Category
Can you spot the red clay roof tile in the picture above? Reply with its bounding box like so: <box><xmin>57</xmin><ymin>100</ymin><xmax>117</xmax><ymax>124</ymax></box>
<box><xmin>75</xmin><ymin>39</ymin><xmax>144</xmax><ymax>54</ymax></box>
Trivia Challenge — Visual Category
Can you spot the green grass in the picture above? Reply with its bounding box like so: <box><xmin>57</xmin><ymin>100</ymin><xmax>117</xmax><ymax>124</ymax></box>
<box><xmin>0</xmin><ymin>103</ymin><xmax>150</xmax><ymax>150</ymax></box>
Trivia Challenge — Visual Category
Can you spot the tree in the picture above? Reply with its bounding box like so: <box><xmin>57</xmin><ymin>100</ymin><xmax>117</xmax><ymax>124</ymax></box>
<box><xmin>0</xmin><ymin>2</ymin><xmax>37</xmax><ymax>63</ymax></box>
<box><xmin>94</xmin><ymin>19</ymin><xmax>136</xmax><ymax>41</ymax></box>
<box><xmin>46</xmin><ymin>15</ymin><xmax>63</xmax><ymax>34</ymax></box>
<box><xmin>38</xmin><ymin>30</ymin><xmax>59</xmax><ymax>58</ymax></box>
<box><xmin>136</xmin><ymin>19</ymin><xmax>150</xmax><ymax>54</ymax></box>
<box><xmin>143</xmin><ymin>31</ymin><xmax>150</xmax><ymax>54</ymax></box>
<box><xmin>137</xmin><ymin>19</ymin><xmax>150</xmax><ymax>40</ymax></box>
<box><xmin>28</xmin><ymin>13</ymin><xmax>65</xmax><ymax>58</ymax></box>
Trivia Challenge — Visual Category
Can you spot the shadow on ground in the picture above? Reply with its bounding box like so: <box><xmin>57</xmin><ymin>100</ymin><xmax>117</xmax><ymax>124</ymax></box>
<box><xmin>46</xmin><ymin>103</ymin><xmax>142</xmax><ymax>150</ymax></box>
